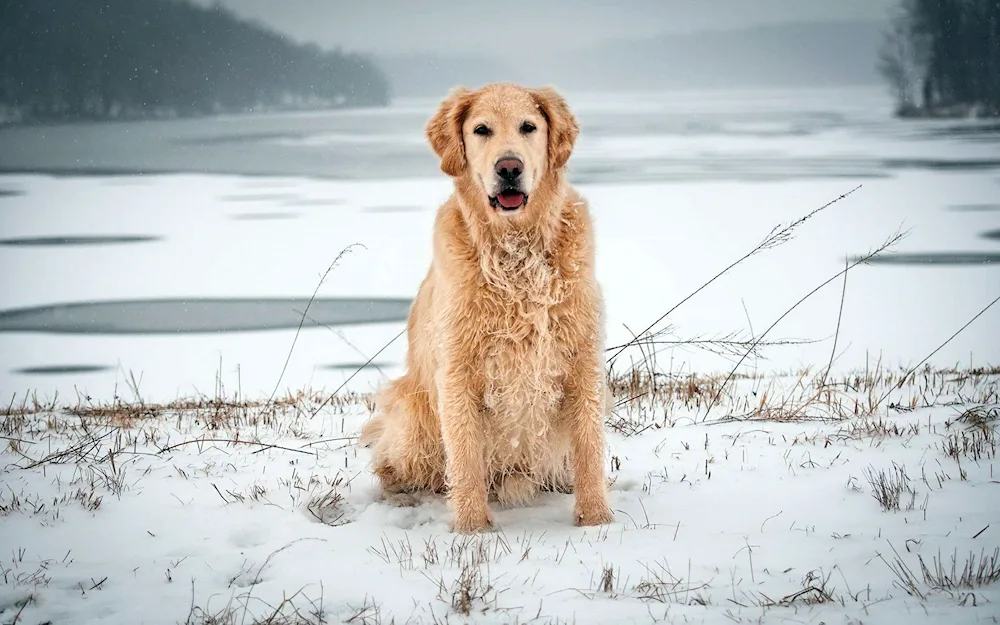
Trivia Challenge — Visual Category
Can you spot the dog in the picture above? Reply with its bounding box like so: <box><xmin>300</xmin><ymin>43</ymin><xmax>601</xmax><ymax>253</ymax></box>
<box><xmin>359</xmin><ymin>83</ymin><xmax>613</xmax><ymax>533</ymax></box>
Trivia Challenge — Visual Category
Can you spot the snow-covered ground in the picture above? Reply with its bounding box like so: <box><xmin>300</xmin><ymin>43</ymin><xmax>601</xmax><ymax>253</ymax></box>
<box><xmin>1</xmin><ymin>86</ymin><xmax>999</xmax><ymax>623</ymax></box>
<box><xmin>1</xmin><ymin>368</ymin><xmax>998</xmax><ymax>624</ymax></box>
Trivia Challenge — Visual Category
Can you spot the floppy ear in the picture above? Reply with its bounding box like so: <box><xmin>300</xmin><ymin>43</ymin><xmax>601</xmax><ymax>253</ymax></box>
<box><xmin>531</xmin><ymin>86</ymin><xmax>579</xmax><ymax>171</ymax></box>
<box><xmin>425</xmin><ymin>86</ymin><xmax>475</xmax><ymax>177</ymax></box>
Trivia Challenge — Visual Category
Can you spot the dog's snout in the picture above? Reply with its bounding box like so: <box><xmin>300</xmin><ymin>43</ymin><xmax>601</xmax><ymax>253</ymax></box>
<box><xmin>494</xmin><ymin>157</ymin><xmax>523</xmax><ymax>182</ymax></box>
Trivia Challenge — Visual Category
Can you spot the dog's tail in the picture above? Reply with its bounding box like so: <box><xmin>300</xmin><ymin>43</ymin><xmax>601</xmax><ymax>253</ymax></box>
<box><xmin>359</xmin><ymin>413</ymin><xmax>386</xmax><ymax>448</ymax></box>
<box><xmin>359</xmin><ymin>377</ymin><xmax>405</xmax><ymax>448</ymax></box>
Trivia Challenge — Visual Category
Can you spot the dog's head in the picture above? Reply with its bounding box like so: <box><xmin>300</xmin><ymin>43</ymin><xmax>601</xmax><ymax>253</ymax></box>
<box><xmin>426</xmin><ymin>83</ymin><xmax>579</xmax><ymax>218</ymax></box>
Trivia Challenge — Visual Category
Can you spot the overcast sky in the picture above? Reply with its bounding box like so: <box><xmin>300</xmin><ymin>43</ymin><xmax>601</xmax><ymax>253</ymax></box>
<box><xmin>193</xmin><ymin>0</ymin><xmax>897</xmax><ymax>55</ymax></box>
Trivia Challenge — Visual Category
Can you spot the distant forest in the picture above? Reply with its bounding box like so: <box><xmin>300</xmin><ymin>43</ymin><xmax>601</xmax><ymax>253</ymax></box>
<box><xmin>879</xmin><ymin>0</ymin><xmax>1000</xmax><ymax>118</ymax></box>
<box><xmin>0</xmin><ymin>0</ymin><xmax>391</xmax><ymax>124</ymax></box>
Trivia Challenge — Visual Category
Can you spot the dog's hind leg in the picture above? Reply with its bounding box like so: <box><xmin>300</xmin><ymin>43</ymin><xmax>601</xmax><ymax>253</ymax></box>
<box><xmin>363</xmin><ymin>376</ymin><xmax>446</xmax><ymax>497</ymax></box>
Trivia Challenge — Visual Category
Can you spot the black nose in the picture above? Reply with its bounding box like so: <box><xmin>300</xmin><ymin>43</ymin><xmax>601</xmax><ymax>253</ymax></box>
<box><xmin>495</xmin><ymin>157</ymin><xmax>523</xmax><ymax>182</ymax></box>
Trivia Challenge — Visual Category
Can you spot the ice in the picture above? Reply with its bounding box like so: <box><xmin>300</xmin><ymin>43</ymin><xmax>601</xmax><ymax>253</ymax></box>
<box><xmin>1</xmin><ymin>168</ymin><xmax>997</xmax><ymax>404</ymax></box>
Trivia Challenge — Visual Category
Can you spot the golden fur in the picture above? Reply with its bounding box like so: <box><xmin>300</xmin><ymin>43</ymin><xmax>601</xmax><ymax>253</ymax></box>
<box><xmin>359</xmin><ymin>83</ymin><xmax>613</xmax><ymax>533</ymax></box>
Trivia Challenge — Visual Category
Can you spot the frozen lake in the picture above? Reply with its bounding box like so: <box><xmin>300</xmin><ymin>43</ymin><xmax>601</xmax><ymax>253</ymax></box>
<box><xmin>1</xmin><ymin>85</ymin><xmax>998</xmax><ymax>403</ymax></box>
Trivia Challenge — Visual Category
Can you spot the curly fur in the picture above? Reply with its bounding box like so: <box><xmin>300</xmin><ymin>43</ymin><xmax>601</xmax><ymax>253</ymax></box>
<box><xmin>359</xmin><ymin>83</ymin><xmax>613</xmax><ymax>533</ymax></box>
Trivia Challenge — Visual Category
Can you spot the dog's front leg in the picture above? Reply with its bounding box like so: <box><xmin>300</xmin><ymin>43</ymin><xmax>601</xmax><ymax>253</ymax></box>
<box><xmin>564</xmin><ymin>357</ymin><xmax>614</xmax><ymax>527</ymax></box>
<box><xmin>439</xmin><ymin>360</ymin><xmax>492</xmax><ymax>533</ymax></box>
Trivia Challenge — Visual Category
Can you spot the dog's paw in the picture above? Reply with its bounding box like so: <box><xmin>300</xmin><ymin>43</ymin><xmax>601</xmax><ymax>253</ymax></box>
<box><xmin>451</xmin><ymin>508</ymin><xmax>496</xmax><ymax>534</ymax></box>
<box><xmin>574</xmin><ymin>499</ymin><xmax>614</xmax><ymax>527</ymax></box>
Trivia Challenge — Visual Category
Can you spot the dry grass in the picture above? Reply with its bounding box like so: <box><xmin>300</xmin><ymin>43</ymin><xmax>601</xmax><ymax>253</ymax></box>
<box><xmin>429</xmin><ymin>555</ymin><xmax>499</xmax><ymax>616</ymax></box>
<box><xmin>919</xmin><ymin>548</ymin><xmax>1000</xmax><ymax>592</ymax></box>
<box><xmin>182</xmin><ymin>586</ymin><xmax>333</xmax><ymax>625</ymax></box>
<box><xmin>364</xmin><ymin>532</ymin><xmax>527</xmax><ymax>620</ymax></box>
<box><xmin>598</xmin><ymin>186</ymin><xmax>1000</xmax><ymax>434</ymax></box>
<box><xmin>604</xmin><ymin>363</ymin><xmax>999</xmax><ymax>436</ymax></box>
<box><xmin>729</xmin><ymin>569</ymin><xmax>840</xmax><ymax>610</ymax></box>
<box><xmin>880</xmin><ymin>542</ymin><xmax>1000</xmax><ymax>605</ymax></box>
<box><xmin>606</xmin><ymin>184</ymin><xmax>865</xmax><ymax>366</ymax></box>
<box><xmin>3</xmin><ymin>364</ymin><xmax>996</xmax><ymax>478</ymax></box>
<box><xmin>631</xmin><ymin>559</ymin><xmax>711</xmax><ymax>605</ymax></box>
<box><xmin>943</xmin><ymin>427</ymin><xmax>997</xmax><ymax>462</ymax></box>
<box><xmin>862</xmin><ymin>463</ymin><xmax>917</xmax><ymax>512</ymax></box>
<box><xmin>1</xmin><ymin>385</ymin><xmax>364</xmax><ymax>476</ymax></box>
<box><xmin>955</xmin><ymin>404</ymin><xmax>1000</xmax><ymax>434</ymax></box>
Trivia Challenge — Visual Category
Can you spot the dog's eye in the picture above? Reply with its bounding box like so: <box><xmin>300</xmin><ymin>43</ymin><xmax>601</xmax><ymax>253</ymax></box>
<box><xmin>473</xmin><ymin>125</ymin><xmax>491</xmax><ymax>137</ymax></box>
<box><xmin>520</xmin><ymin>122</ymin><xmax>537</xmax><ymax>134</ymax></box>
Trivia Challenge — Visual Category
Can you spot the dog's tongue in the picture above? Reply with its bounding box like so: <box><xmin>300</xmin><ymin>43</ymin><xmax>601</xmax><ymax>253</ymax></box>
<box><xmin>497</xmin><ymin>192</ymin><xmax>524</xmax><ymax>209</ymax></box>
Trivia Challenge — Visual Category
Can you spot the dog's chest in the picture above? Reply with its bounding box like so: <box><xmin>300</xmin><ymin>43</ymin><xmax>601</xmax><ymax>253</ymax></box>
<box><xmin>478</xmin><ymin>242</ymin><xmax>568</xmax><ymax>424</ymax></box>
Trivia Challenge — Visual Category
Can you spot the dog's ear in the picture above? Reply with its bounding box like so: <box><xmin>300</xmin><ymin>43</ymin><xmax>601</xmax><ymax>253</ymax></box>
<box><xmin>426</xmin><ymin>86</ymin><xmax>475</xmax><ymax>177</ymax></box>
<box><xmin>531</xmin><ymin>86</ymin><xmax>579</xmax><ymax>171</ymax></box>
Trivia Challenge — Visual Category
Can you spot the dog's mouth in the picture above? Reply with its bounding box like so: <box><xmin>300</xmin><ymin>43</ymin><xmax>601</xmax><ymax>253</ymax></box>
<box><xmin>488</xmin><ymin>190</ymin><xmax>527</xmax><ymax>212</ymax></box>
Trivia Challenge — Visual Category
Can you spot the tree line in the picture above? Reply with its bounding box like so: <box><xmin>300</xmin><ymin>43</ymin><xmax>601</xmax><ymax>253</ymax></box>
<box><xmin>879</xmin><ymin>0</ymin><xmax>1000</xmax><ymax>117</ymax></box>
<box><xmin>0</xmin><ymin>0</ymin><xmax>391</xmax><ymax>123</ymax></box>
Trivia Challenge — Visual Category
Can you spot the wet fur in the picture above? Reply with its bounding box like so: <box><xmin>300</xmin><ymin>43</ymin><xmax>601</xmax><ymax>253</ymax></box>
<box><xmin>359</xmin><ymin>83</ymin><xmax>613</xmax><ymax>533</ymax></box>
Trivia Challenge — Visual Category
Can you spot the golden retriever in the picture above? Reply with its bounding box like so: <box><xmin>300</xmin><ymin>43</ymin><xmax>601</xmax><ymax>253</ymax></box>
<box><xmin>359</xmin><ymin>83</ymin><xmax>613</xmax><ymax>533</ymax></box>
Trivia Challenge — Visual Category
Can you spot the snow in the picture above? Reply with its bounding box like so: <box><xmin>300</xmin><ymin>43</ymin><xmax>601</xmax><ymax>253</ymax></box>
<box><xmin>1</xmin><ymin>372</ymin><xmax>998</xmax><ymax>624</ymax></box>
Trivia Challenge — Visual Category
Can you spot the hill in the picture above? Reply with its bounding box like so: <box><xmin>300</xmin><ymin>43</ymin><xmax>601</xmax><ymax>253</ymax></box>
<box><xmin>0</xmin><ymin>0</ymin><xmax>391</xmax><ymax>124</ymax></box>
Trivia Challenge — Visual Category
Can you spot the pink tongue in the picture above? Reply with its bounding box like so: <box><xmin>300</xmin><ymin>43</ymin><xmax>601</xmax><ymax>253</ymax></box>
<box><xmin>497</xmin><ymin>192</ymin><xmax>524</xmax><ymax>209</ymax></box>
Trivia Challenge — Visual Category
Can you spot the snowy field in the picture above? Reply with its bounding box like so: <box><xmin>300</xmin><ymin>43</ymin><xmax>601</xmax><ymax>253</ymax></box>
<box><xmin>1</xmin><ymin>86</ymin><xmax>999</xmax><ymax>623</ymax></box>
<box><xmin>2</xmin><ymin>367</ymin><xmax>998</xmax><ymax>624</ymax></box>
